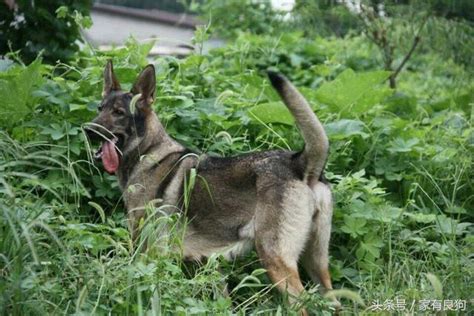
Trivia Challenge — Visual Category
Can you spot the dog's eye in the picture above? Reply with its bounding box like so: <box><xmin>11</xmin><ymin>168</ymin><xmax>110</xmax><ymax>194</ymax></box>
<box><xmin>114</xmin><ymin>109</ymin><xmax>125</xmax><ymax>115</ymax></box>
<box><xmin>97</xmin><ymin>104</ymin><xmax>103</xmax><ymax>112</ymax></box>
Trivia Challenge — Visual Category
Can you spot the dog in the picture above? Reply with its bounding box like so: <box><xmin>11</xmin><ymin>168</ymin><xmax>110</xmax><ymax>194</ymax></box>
<box><xmin>86</xmin><ymin>61</ymin><xmax>337</xmax><ymax>314</ymax></box>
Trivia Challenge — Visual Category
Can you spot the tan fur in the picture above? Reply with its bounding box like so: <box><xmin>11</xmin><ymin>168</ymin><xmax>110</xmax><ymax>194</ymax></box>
<box><xmin>268</xmin><ymin>71</ymin><xmax>329</xmax><ymax>187</ymax></box>
<box><xmin>86</xmin><ymin>63</ymin><xmax>338</xmax><ymax>314</ymax></box>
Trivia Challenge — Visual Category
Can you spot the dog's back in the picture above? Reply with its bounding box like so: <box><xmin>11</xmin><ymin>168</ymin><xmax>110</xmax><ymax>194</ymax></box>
<box><xmin>185</xmin><ymin>150</ymin><xmax>305</xmax><ymax>258</ymax></box>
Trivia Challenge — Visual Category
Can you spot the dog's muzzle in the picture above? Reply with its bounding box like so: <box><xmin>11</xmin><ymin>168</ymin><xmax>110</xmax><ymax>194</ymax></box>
<box><xmin>85</xmin><ymin>124</ymin><xmax>121</xmax><ymax>174</ymax></box>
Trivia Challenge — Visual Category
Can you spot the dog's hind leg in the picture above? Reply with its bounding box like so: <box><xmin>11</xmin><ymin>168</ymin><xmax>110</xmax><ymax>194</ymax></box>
<box><xmin>254</xmin><ymin>180</ymin><xmax>314</xmax><ymax>315</ymax></box>
<box><xmin>258</xmin><ymin>253</ymin><xmax>307</xmax><ymax>314</ymax></box>
<box><xmin>301</xmin><ymin>181</ymin><xmax>340</xmax><ymax>310</ymax></box>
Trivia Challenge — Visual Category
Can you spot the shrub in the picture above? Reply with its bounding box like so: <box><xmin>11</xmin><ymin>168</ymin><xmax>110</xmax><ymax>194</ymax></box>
<box><xmin>0</xmin><ymin>0</ymin><xmax>92</xmax><ymax>64</ymax></box>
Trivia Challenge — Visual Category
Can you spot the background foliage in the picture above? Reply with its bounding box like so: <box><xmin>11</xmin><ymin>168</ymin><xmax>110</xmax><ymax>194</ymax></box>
<box><xmin>0</xmin><ymin>0</ymin><xmax>92</xmax><ymax>64</ymax></box>
<box><xmin>0</xmin><ymin>0</ymin><xmax>473</xmax><ymax>314</ymax></box>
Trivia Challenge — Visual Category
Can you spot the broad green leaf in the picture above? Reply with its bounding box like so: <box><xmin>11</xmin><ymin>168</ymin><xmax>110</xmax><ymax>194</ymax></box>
<box><xmin>358</xmin><ymin>241</ymin><xmax>381</xmax><ymax>259</ymax></box>
<box><xmin>248</xmin><ymin>101</ymin><xmax>294</xmax><ymax>125</ymax></box>
<box><xmin>315</xmin><ymin>69</ymin><xmax>392</xmax><ymax>114</ymax></box>
<box><xmin>325</xmin><ymin>119</ymin><xmax>369</xmax><ymax>139</ymax></box>
<box><xmin>0</xmin><ymin>59</ymin><xmax>44</xmax><ymax>128</ymax></box>
<box><xmin>435</xmin><ymin>215</ymin><xmax>472</xmax><ymax>235</ymax></box>
<box><xmin>341</xmin><ymin>216</ymin><xmax>368</xmax><ymax>238</ymax></box>
<box><xmin>376</xmin><ymin>207</ymin><xmax>403</xmax><ymax>223</ymax></box>
<box><xmin>387</xmin><ymin>138</ymin><xmax>419</xmax><ymax>153</ymax></box>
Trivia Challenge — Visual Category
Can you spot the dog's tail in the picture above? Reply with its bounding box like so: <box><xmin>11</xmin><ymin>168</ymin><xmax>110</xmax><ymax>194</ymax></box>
<box><xmin>267</xmin><ymin>71</ymin><xmax>328</xmax><ymax>186</ymax></box>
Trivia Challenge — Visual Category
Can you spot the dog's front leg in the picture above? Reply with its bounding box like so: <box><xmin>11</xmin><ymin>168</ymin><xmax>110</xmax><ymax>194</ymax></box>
<box><xmin>127</xmin><ymin>206</ymin><xmax>146</xmax><ymax>251</ymax></box>
<box><xmin>127</xmin><ymin>199</ymin><xmax>175</xmax><ymax>254</ymax></box>
<box><xmin>124</xmin><ymin>179</ymin><xmax>163</xmax><ymax>252</ymax></box>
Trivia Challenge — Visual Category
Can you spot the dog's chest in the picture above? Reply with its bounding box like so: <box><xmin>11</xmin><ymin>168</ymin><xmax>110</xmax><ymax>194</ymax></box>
<box><xmin>119</xmin><ymin>154</ymin><xmax>182</xmax><ymax>211</ymax></box>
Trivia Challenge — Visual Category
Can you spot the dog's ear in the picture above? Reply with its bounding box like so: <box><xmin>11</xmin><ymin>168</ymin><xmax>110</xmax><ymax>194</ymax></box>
<box><xmin>103</xmin><ymin>60</ymin><xmax>121</xmax><ymax>97</ymax></box>
<box><xmin>131</xmin><ymin>64</ymin><xmax>156</xmax><ymax>108</ymax></box>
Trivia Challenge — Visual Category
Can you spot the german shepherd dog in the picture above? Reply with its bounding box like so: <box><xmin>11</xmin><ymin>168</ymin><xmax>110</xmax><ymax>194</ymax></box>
<box><xmin>86</xmin><ymin>61</ymin><xmax>338</xmax><ymax>314</ymax></box>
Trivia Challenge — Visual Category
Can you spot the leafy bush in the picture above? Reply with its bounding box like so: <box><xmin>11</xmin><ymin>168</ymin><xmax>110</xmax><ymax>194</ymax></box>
<box><xmin>190</xmin><ymin>0</ymin><xmax>286</xmax><ymax>39</ymax></box>
<box><xmin>0</xmin><ymin>0</ymin><xmax>92</xmax><ymax>64</ymax></box>
<box><xmin>0</xmin><ymin>31</ymin><xmax>472</xmax><ymax>314</ymax></box>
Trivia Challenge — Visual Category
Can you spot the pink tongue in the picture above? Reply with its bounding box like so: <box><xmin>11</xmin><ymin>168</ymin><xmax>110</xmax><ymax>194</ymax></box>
<box><xmin>101</xmin><ymin>141</ymin><xmax>119</xmax><ymax>174</ymax></box>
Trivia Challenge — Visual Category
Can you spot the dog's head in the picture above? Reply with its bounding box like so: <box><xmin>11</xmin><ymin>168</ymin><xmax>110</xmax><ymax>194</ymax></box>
<box><xmin>86</xmin><ymin>61</ymin><xmax>156</xmax><ymax>174</ymax></box>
